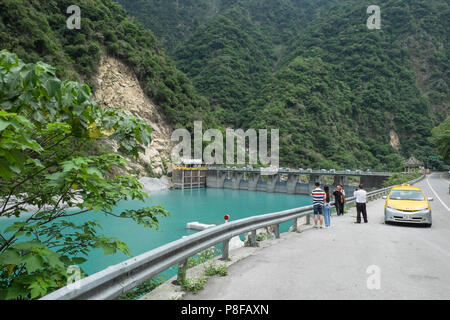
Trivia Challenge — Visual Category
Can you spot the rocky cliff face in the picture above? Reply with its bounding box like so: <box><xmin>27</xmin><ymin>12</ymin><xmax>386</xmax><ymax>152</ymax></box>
<box><xmin>93</xmin><ymin>55</ymin><xmax>173</xmax><ymax>176</ymax></box>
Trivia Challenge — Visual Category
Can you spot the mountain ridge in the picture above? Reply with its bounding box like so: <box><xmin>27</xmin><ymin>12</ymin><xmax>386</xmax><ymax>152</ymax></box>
<box><xmin>116</xmin><ymin>0</ymin><xmax>449</xmax><ymax>169</ymax></box>
<box><xmin>1</xmin><ymin>0</ymin><xmax>447</xmax><ymax>169</ymax></box>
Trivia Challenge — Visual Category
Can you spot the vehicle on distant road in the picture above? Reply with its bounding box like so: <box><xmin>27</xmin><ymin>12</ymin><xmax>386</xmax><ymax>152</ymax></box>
<box><xmin>383</xmin><ymin>184</ymin><xmax>433</xmax><ymax>227</ymax></box>
<box><xmin>330</xmin><ymin>169</ymin><xmax>336</xmax><ymax>173</ymax></box>
<box><xmin>306</xmin><ymin>168</ymin><xmax>313</xmax><ymax>173</ymax></box>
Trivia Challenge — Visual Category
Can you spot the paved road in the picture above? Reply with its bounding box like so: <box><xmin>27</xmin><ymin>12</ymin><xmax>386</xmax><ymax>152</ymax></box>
<box><xmin>185</xmin><ymin>173</ymin><xmax>450</xmax><ymax>300</ymax></box>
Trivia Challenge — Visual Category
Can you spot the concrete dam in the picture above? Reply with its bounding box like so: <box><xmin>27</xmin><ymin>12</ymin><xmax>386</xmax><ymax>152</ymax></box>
<box><xmin>172</xmin><ymin>168</ymin><xmax>391</xmax><ymax>196</ymax></box>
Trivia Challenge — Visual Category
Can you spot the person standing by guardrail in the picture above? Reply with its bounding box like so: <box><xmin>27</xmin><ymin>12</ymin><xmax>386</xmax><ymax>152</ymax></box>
<box><xmin>354</xmin><ymin>184</ymin><xmax>368</xmax><ymax>224</ymax></box>
<box><xmin>311</xmin><ymin>182</ymin><xmax>325</xmax><ymax>228</ymax></box>
<box><xmin>323</xmin><ymin>185</ymin><xmax>331</xmax><ymax>228</ymax></box>
<box><xmin>332</xmin><ymin>185</ymin><xmax>344</xmax><ymax>216</ymax></box>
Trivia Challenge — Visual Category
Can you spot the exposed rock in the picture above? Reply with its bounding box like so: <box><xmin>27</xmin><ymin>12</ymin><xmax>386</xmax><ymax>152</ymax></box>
<box><xmin>93</xmin><ymin>55</ymin><xmax>174</xmax><ymax>176</ymax></box>
<box><xmin>139</xmin><ymin>176</ymin><xmax>170</xmax><ymax>193</ymax></box>
<box><xmin>389</xmin><ymin>130</ymin><xmax>400</xmax><ymax>152</ymax></box>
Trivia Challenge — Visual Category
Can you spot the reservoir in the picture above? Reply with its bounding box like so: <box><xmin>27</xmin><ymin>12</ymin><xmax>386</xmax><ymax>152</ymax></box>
<box><xmin>0</xmin><ymin>189</ymin><xmax>311</xmax><ymax>280</ymax></box>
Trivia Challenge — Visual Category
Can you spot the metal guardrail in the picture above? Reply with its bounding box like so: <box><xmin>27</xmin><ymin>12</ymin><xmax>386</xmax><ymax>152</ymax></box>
<box><xmin>40</xmin><ymin>175</ymin><xmax>424</xmax><ymax>300</ymax></box>
<box><xmin>207</xmin><ymin>167</ymin><xmax>392</xmax><ymax>176</ymax></box>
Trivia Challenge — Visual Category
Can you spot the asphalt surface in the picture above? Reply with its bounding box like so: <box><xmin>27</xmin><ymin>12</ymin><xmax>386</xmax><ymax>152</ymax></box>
<box><xmin>185</xmin><ymin>172</ymin><xmax>450</xmax><ymax>300</ymax></box>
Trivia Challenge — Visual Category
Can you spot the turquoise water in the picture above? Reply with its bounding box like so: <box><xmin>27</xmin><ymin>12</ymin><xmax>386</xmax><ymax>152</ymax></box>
<box><xmin>1</xmin><ymin>189</ymin><xmax>311</xmax><ymax>278</ymax></box>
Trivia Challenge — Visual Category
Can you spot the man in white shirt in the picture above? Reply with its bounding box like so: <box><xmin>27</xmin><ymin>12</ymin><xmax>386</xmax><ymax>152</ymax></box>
<box><xmin>354</xmin><ymin>184</ymin><xmax>368</xmax><ymax>223</ymax></box>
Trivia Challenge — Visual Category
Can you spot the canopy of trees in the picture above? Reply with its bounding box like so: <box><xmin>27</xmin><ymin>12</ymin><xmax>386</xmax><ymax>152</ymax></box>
<box><xmin>119</xmin><ymin>0</ymin><xmax>449</xmax><ymax>170</ymax></box>
<box><xmin>1</xmin><ymin>0</ymin><xmax>448</xmax><ymax>170</ymax></box>
<box><xmin>0</xmin><ymin>0</ymin><xmax>215</xmax><ymax>130</ymax></box>
<box><xmin>431</xmin><ymin>116</ymin><xmax>450</xmax><ymax>164</ymax></box>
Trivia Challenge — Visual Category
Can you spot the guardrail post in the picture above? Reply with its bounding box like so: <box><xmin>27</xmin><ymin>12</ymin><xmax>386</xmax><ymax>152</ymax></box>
<box><xmin>177</xmin><ymin>259</ymin><xmax>188</xmax><ymax>285</ymax></box>
<box><xmin>222</xmin><ymin>239</ymin><xmax>230</xmax><ymax>260</ymax></box>
<box><xmin>306</xmin><ymin>213</ymin><xmax>311</xmax><ymax>225</ymax></box>
<box><xmin>274</xmin><ymin>224</ymin><xmax>280</xmax><ymax>239</ymax></box>
<box><xmin>292</xmin><ymin>218</ymin><xmax>298</xmax><ymax>232</ymax></box>
<box><xmin>251</xmin><ymin>230</ymin><xmax>257</xmax><ymax>247</ymax></box>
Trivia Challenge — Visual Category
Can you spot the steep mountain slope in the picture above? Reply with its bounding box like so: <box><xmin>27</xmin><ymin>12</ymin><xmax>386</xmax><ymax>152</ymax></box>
<box><xmin>251</xmin><ymin>0</ymin><xmax>449</xmax><ymax>169</ymax></box>
<box><xmin>122</xmin><ymin>0</ymin><xmax>337</xmax><ymax>126</ymax></box>
<box><xmin>93</xmin><ymin>55</ymin><xmax>174</xmax><ymax>176</ymax></box>
<box><xmin>117</xmin><ymin>0</ymin><xmax>449</xmax><ymax>169</ymax></box>
<box><xmin>116</xmin><ymin>0</ymin><xmax>239</xmax><ymax>55</ymax></box>
<box><xmin>0</xmin><ymin>0</ymin><xmax>219</xmax><ymax>174</ymax></box>
<box><xmin>0</xmin><ymin>0</ymin><xmax>214</xmax><ymax>131</ymax></box>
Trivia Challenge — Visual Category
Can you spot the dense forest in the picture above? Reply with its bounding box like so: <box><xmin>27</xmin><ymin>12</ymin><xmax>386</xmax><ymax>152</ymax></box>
<box><xmin>0</xmin><ymin>0</ymin><xmax>215</xmax><ymax>130</ymax></box>
<box><xmin>117</xmin><ymin>0</ymin><xmax>449</xmax><ymax>169</ymax></box>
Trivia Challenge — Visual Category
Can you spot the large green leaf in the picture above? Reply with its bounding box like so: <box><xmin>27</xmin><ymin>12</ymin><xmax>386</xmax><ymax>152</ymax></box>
<box><xmin>22</xmin><ymin>254</ymin><xmax>44</xmax><ymax>274</ymax></box>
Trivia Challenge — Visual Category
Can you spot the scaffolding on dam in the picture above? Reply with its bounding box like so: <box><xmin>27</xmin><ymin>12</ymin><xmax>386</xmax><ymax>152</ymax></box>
<box><xmin>172</xmin><ymin>166</ymin><xmax>207</xmax><ymax>189</ymax></box>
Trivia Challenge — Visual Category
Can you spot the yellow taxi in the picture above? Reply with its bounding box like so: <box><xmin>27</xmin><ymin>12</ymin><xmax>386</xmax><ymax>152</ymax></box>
<box><xmin>383</xmin><ymin>184</ymin><xmax>433</xmax><ymax>227</ymax></box>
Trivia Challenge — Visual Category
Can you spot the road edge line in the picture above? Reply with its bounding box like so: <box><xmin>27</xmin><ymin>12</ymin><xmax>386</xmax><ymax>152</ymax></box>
<box><xmin>426</xmin><ymin>175</ymin><xmax>450</xmax><ymax>212</ymax></box>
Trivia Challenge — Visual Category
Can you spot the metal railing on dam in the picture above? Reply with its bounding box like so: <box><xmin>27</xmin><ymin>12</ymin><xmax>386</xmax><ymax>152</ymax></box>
<box><xmin>203</xmin><ymin>167</ymin><xmax>392</xmax><ymax>193</ymax></box>
<box><xmin>208</xmin><ymin>167</ymin><xmax>392</xmax><ymax>176</ymax></box>
<box><xmin>40</xmin><ymin>175</ymin><xmax>424</xmax><ymax>300</ymax></box>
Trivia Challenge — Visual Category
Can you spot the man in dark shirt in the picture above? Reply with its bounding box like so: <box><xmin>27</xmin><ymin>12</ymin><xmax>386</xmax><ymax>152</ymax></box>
<box><xmin>332</xmin><ymin>185</ymin><xmax>344</xmax><ymax>216</ymax></box>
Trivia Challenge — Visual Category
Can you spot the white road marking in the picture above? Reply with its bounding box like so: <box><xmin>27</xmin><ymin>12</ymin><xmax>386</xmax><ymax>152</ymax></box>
<box><xmin>426</xmin><ymin>174</ymin><xmax>450</xmax><ymax>212</ymax></box>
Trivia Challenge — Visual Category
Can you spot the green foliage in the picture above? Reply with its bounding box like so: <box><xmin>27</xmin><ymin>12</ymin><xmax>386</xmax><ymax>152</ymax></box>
<box><xmin>186</xmin><ymin>247</ymin><xmax>218</xmax><ymax>269</ymax></box>
<box><xmin>246</xmin><ymin>0</ymin><xmax>448</xmax><ymax>169</ymax></box>
<box><xmin>204</xmin><ymin>262</ymin><xmax>228</xmax><ymax>277</ymax></box>
<box><xmin>383</xmin><ymin>172</ymin><xmax>422</xmax><ymax>187</ymax></box>
<box><xmin>180</xmin><ymin>277</ymin><xmax>206</xmax><ymax>294</ymax></box>
<box><xmin>0</xmin><ymin>0</ymin><xmax>215</xmax><ymax>131</ymax></box>
<box><xmin>121</xmin><ymin>0</ymin><xmax>449</xmax><ymax>169</ymax></box>
<box><xmin>431</xmin><ymin>116</ymin><xmax>450</xmax><ymax>164</ymax></box>
<box><xmin>116</xmin><ymin>0</ymin><xmax>237</xmax><ymax>55</ymax></box>
<box><xmin>0</xmin><ymin>241</ymin><xmax>68</xmax><ymax>299</ymax></box>
<box><xmin>0</xmin><ymin>51</ymin><xmax>169</xmax><ymax>299</ymax></box>
<box><xmin>256</xmin><ymin>233</ymin><xmax>273</xmax><ymax>242</ymax></box>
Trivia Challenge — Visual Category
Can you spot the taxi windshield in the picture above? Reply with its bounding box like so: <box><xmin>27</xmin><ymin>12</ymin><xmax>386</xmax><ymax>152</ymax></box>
<box><xmin>389</xmin><ymin>189</ymin><xmax>425</xmax><ymax>201</ymax></box>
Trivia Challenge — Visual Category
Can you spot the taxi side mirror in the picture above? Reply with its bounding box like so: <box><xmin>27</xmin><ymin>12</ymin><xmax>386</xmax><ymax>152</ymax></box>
<box><xmin>428</xmin><ymin>197</ymin><xmax>434</xmax><ymax>201</ymax></box>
